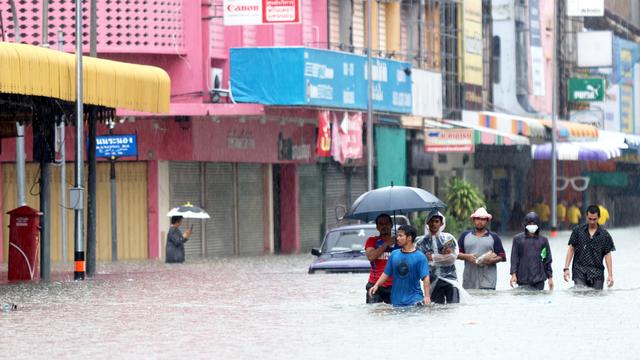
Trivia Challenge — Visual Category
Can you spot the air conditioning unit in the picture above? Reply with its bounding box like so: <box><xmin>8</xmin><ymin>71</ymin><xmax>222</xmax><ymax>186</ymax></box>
<box><xmin>210</xmin><ymin>67</ymin><xmax>230</xmax><ymax>103</ymax></box>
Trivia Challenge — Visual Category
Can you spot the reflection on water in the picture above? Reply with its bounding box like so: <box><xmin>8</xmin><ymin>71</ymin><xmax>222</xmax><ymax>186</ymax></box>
<box><xmin>1</xmin><ymin>227</ymin><xmax>640</xmax><ymax>359</ymax></box>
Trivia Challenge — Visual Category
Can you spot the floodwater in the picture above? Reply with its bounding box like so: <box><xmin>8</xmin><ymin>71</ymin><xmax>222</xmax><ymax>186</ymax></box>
<box><xmin>1</xmin><ymin>227</ymin><xmax>640</xmax><ymax>359</ymax></box>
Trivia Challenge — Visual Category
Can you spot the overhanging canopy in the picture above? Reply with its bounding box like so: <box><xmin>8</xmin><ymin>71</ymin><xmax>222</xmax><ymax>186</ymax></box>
<box><xmin>531</xmin><ymin>142</ymin><xmax>624</xmax><ymax>161</ymax></box>
<box><xmin>0</xmin><ymin>42</ymin><xmax>170</xmax><ymax>113</ymax></box>
<box><xmin>538</xmin><ymin>119</ymin><xmax>598</xmax><ymax>141</ymax></box>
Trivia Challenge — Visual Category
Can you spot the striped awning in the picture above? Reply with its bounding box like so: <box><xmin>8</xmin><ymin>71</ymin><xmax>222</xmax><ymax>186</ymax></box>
<box><xmin>464</xmin><ymin>111</ymin><xmax>546</xmax><ymax>139</ymax></box>
<box><xmin>0</xmin><ymin>42</ymin><xmax>170</xmax><ymax>113</ymax></box>
<box><xmin>532</xmin><ymin>142</ymin><xmax>623</xmax><ymax>161</ymax></box>
<box><xmin>444</xmin><ymin>120</ymin><xmax>530</xmax><ymax>145</ymax></box>
<box><xmin>538</xmin><ymin>119</ymin><xmax>599</xmax><ymax>141</ymax></box>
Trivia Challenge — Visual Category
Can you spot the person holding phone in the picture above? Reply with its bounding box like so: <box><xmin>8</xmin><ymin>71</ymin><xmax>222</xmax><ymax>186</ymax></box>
<box><xmin>166</xmin><ymin>216</ymin><xmax>192</xmax><ymax>263</ymax></box>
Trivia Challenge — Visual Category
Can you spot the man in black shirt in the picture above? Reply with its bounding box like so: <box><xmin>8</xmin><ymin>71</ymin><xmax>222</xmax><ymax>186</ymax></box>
<box><xmin>563</xmin><ymin>205</ymin><xmax>615</xmax><ymax>289</ymax></box>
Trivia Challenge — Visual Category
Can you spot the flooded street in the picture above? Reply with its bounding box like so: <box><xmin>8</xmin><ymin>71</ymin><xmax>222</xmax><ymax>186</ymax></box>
<box><xmin>2</xmin><ymin>226</ymin><xmax>640</xmax><ymax>359</ymax></box>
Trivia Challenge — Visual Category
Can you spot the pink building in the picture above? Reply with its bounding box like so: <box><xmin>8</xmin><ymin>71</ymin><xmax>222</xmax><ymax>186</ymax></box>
<box><xmin>0</xmin><ymin>1</ymin><xmax>334</xmax><ymax>261</ymax></box>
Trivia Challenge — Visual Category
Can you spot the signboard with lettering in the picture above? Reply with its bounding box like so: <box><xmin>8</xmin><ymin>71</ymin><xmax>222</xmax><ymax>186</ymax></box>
<box><xmin>95</xmin><ymin>134</ymin><xmax>137</xmax><ymax>158</ymax></box>
<box><xmin>223</xmin><ymin>0</ymin><xmax>301</xmax><ymax>26</ymax></box>
<box><xmin>568</xmin><ymin>78</ymin><xmax>604</xmax><ymax>102</ymax></box>
<box><xmin>424</xmin><ymin>129</ymin><xmax>474</xmax><ymax>153</ymax></box>
<box><xmin>230</xmin><ymin>47</ymin><xmax>412</xmax><ymax>114</ymax></box>
<box><xmin>566</xmin><ymin>0</ymin><xmax>604</xmax><ymax>17</ymax></box>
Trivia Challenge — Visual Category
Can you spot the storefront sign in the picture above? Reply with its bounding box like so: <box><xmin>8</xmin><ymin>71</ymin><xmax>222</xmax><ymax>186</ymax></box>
<box><xmin>227</xmin><ymin>129</ymin><xmax>256</xmax><ymax>150</ymax></box>
<box><xmin>223</xmin><ymin>0</ymin><xmax>301</xmax><ymax>26</ymax></box>
<box><xmin>230</xmin><ymin>47</ymin><xmax>412</xmax><ymax>114</ymax></box>
<box><xmin>424</xmin><ymin>129</ymin><xmax>474</xmax><ymax>153</ymax></box>
<box><xmin>278</xmin><ymin>132</ymin><xmax>311</xmax><ymax>161</ymax></box>
<box><xmin>95</xmin><ymin>134</ymin><xmax>137</xmax><ymax>158</ymax></box>
<box><xmin>566</xmin><ymin>0</ymin><xmax>604</xmax><ymax>17</ymax></box>
<box><xmin>316</xmin><ymin>111</ymin><xmax>331</xmax><ymax>157</ymax></box>
<box><xmin>568</xmin><ymin>78</ymin><xmax>604</xmax><ymax>101</ymax></box>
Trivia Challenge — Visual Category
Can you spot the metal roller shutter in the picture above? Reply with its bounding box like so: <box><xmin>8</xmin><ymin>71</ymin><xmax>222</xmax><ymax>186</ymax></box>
<box><xmin>325</xmin><ymin>162</ymin><xmax>348</xmax><ymax>230</ymax></box>
<box><xmin>298</xmin><ymin>164</ymin><xmax>324</xmax><ymax>251</ymax></box>
<box><xmin>349</xmin><ymin>166</ymin><xmax>369</xmax><ymax>207</ymax></box>
<box><xmin>169</xmin><ymin>162</ymin><xmax>203</xmax><ymax>258</ymax></box>
<box><xmin>204</xmin><ymin>163</ymin><xmax>235</xmax><ymax>257</ymax></box>
<box><xmin>237</xmin><ymin>164</ymin><xmax>265</xmax><ymax>255</ymax></box>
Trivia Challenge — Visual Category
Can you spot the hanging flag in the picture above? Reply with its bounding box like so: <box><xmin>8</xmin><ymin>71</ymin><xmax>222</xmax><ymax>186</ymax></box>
<box><xmin>316</xmin><ymin>110</ymin><xmax>331</xmax><ymax>157</ymax></box>
<box><xmin>331</xmin><ymin>111</ymin><xmax>344</xmax><ymax>164</ymax></box>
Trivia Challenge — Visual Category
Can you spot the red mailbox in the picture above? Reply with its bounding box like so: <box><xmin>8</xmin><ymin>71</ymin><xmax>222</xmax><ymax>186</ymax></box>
<box><xmin>7</xmin><ymin>206</ymin><xmax>42</xmax><ymax>281</ymax></box>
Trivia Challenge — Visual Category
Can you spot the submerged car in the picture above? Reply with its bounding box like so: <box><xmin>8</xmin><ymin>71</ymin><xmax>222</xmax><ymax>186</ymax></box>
<box><xmin>308</xmin><ymin>224</ymin><xmax>379</xmax><ymax>274</ymax></box>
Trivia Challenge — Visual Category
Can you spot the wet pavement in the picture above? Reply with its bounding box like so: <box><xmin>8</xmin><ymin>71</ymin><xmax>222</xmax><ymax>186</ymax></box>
<box><xmin>1</xmin><ymin>226</ymin><xmax>640</xmax><ymax>359</ymax></box>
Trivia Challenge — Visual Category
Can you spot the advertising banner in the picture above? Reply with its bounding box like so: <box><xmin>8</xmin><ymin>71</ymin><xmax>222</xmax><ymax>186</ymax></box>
<box><xmin>462</xmin><ymin>0</ymin><xmax>483</xmax><ymax>110</ymax></box>
<box><xmin>316</xmin><ymin>110</ymin><xmax>331</xmax><ymax>157</ymax></box>
<box><xmin>231</xmin><ymin>47</ymin><xmax>412</xmax><ymax>114</ymax></box>
<box><xmin>331</xmin><ymin>111</ymin><xmax>363</xmax><ymax>164</ymax></box>
<box><xmin>529</xmin><ymin>0</ymin><xmax>545</xmax><ymax>96</ymax></box>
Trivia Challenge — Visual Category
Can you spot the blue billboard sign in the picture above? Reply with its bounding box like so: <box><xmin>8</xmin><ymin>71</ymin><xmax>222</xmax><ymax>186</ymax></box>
<box><xmin>230</xmin><ymin>47</ymin><xmax>412</xmax><ymax>114</ymax></box>
<box><xmin>95</xmin><ymin>134</ymin><xmax>138</xmax><ymax>158</ymax></box>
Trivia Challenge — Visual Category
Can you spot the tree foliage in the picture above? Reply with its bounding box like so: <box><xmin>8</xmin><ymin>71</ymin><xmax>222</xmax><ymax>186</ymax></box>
<box><xmin>446</xmin><ymin>177</ymin><xmax>485</xmax><ymax>224</ymax></box>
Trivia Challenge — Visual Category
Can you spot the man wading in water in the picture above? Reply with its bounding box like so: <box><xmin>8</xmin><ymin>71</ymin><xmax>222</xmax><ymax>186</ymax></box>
<box><xmin>563</xmin><ymin>205</ymin><xmax>615</xmax><ymax>290</ymax></box>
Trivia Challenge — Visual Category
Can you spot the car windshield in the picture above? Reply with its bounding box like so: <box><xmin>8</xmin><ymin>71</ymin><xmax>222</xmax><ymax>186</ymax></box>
<box><xmin>322</xmin><ymin>228</ymin><xmax>379</xmax><ymax>253</ymax></box>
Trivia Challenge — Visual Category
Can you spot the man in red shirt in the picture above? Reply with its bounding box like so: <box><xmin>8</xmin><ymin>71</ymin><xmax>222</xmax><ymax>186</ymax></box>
<box><xmin>365</xmin><ymin>214</ymin><xmax>398</xmax><ymax>303</ymax></box>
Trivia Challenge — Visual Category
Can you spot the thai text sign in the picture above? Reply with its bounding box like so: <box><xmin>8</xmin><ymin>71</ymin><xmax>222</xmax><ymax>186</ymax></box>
<box><xmin>95</xmin><ymin>134</ymin><xmax>137</xmax><ymax>158</ymax></box>
<box><xmin>568</xmin><ymin>78</ymin><xmax>604</xmax><ymax>102</ymax></box>
<box><xmin>223</xmin><ymin>0</ymin><xmax>301</xmax><ymax>26</ymax></box>
<box><xmin>424</xmin><ymin>129</ymin><xmax>474</xmax><ymax>153</ymax></box>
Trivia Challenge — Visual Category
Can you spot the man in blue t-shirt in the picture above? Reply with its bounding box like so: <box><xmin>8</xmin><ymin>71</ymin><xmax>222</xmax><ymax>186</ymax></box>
<box><xmin>368</xmin><ymin>225</ymin><xmax>430</xmax><ymax>307</ymax></box>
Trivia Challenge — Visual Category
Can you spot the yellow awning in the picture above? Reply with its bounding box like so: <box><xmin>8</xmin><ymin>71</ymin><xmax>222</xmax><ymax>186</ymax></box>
<box><xmin>0</xmin><ymin>42</ymin><xmax>170</xmax><ymax>113</ymax></box>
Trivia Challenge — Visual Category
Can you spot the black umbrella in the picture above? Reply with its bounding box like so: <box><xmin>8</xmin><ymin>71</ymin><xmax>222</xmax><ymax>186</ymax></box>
<box><xmin>345</xmin><ymin>185</ymin><xmax>446</xmax><ymax>222</ymax></box>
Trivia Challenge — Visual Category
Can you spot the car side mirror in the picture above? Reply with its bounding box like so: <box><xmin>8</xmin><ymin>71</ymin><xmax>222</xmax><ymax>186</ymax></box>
<box><xmin>311</xmin><ymin>248</ymin><xmax>321</xmax><ymax>256</ymax></box>
<box><xmin>335</xmin><ymin>204</ymin><xmax>346</xmax><ymax>221</ymax></box>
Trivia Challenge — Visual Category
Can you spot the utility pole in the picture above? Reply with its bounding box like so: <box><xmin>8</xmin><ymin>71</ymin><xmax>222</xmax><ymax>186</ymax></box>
<box><xmin>74</xmin><ymin>0</ymin><xmax>86</xmax><ymax>281</ymax></box>
<box><xmin>366</xmin><ymin>0</ymin><xmax>374</xmax><ymax>191</ymax></box>
<box><xmin>86</xmin><ymin>0</ymin><xmax>98</xmax><ymax>277</ymax></box>
<box><xmin>550</xmin><ymin>0</ymin><xmax>560</xmax><ymax>237</ymax></box>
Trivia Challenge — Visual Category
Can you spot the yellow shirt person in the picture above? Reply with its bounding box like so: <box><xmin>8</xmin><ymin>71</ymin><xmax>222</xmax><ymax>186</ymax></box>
<box><xmin>598</xmin><ymin>205</ymin><xmax>610</xmax><ymax>226</ymax></box>
<box><xmin>567</xmin><ymin>204</ymin><xmax>581</xmax><ymax>226</ymax></box>
<box><xmin>557</xmin><ymin>202</ymin><xmax>567</xmax><ymax>223</ymax></box>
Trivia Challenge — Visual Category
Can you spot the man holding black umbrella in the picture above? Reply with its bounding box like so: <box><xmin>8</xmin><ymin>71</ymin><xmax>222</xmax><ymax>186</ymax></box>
<box><xmin>365</xmin><ymin>213</ymin><xmax>399</xmax><ymax>303</ymax></box>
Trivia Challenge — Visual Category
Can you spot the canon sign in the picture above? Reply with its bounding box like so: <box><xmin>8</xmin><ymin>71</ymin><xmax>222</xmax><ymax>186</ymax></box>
<box><xmin>223</xmin><ymin>0</ymin><xmax>301</xmax><ymax>26</ymax></box>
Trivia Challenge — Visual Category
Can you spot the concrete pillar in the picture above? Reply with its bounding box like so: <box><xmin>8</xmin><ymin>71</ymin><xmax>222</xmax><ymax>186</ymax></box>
<box><xmin>365</xmin><ymin>0</ymin><xmax>380</xmax><ymax>51</ymax></box>
<box><xmin>385</xmin><ymin>2</ymin><xmax>401</xmax><ymax>54</ymax></box>
<box><xmin>279</xmin><ymin>164</ymin><xmax>300</xmax><ymax>254</ymax></box>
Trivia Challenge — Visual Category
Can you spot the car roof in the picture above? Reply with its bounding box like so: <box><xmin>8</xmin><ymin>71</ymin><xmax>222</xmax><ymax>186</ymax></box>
<box><xmin>328</xmin><ymin>223</ymin><xmax>378</xmax><ymax>232</ymax></box>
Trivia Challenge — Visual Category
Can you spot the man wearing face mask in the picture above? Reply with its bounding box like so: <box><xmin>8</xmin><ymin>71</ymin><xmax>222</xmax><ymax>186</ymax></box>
<box><xmin>509</xmin><ymin>212</ymin><xmax>554</xmax><ymax>290</ymax></box>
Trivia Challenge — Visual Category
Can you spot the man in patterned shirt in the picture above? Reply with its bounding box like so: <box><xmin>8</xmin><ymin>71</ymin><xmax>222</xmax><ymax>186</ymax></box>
<box><xmin>563</xmin><ymin>205</ymin><xmax>615</xmax><ymax>290</ymax></box>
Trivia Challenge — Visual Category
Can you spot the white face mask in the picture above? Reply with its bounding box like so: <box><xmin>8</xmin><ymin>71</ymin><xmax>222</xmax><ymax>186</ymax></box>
<box><xmin>525</xmin><ymin>224</ymin><xmax>539</xmax><ymax>233</ymax></box>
